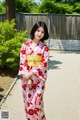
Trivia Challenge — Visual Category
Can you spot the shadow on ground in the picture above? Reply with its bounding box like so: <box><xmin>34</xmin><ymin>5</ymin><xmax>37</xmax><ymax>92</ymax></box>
<box><xmin>0</xmin><ymin>68</ymin><xmax>18</xmax><ymax>78</ymax></box>
<box><xmin>0</xmin><ymin>87</ymin><xmax>4</xmax><ymax>92</ymax></box>
<box><xmin>48</xmin><ymin>56</ymin><xmax>62</xmax><ymax>70</ymax></box>
<box><xmin>0</xmin><ymin>95</ymin><xmax>4</xmax><ymax>102</ymax></box>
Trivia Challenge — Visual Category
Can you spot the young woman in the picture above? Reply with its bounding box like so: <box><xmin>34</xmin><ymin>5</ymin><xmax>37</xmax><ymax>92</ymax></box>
<box><xmin>18</xmin><ymin>21</ymin><xmax>49</xmax><ymax>120</ymax></box>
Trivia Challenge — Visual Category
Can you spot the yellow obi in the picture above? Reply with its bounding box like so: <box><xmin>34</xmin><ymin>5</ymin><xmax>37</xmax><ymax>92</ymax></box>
<box><xmin>26</xmin><ymin>55</ymin><xmax>42</xmax><ymax>66</ymax></box>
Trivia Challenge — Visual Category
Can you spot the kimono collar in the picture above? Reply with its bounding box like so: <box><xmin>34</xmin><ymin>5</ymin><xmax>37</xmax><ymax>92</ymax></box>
<box><xmin>31</xmin><ymin>40</ymin><xmax>42</xmax><ymax>47</ymax></box>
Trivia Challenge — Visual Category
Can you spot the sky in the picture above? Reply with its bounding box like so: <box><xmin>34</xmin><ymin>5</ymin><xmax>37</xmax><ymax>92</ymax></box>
<box><xmin>0</xmin><ymin>0</ymin><xmax>41</xmax><ymax>2</ymax></box>
<box><xmin>0</xmin><ymin>0</ymin><xmax>41</xmax><ymax>4</ymax></box>
<box><xmin>34</xmin><ymin>0</ymin><xmax>41</xmax><ymax>3</ymax></box>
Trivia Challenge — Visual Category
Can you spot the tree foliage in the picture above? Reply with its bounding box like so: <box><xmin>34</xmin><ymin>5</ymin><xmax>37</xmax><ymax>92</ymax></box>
<box><xmin>0</xmin><ymin>0</ymin><xmax>80</xmax><ymax>15</ymax></box>
<box><xmin>15</xmin><ymin>0</ymin><xmax>36</xmax><ymax>13</ymax></box>
<box><xmin>38</xmin><ymin>1</ymin><xmax>73</xmax><ymax>14</ymax></box>
<box><xmin>0</xmin><ymin>0</ymin><xmax>6</xmax><ymax>14</ymax></box>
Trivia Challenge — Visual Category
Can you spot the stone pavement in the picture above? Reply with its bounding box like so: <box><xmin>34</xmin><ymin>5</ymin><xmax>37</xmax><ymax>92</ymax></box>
<box><xmin>0</xmin><ymin>51</ymin><xmax>80</xmax><ymax>120</ymax></box>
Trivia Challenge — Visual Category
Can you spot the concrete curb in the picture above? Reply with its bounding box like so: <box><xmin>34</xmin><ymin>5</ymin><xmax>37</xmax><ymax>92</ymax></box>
<box><xmin>0</xmin><ymin>76</ymin><xmax>19</xmax><ymax>108</ymax></box>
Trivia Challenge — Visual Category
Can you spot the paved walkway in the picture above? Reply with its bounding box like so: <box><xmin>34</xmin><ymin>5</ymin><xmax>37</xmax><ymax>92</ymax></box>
<box><xmin>1</xmin><ymin>51</ymin><xmax>80</xmax><ymax>120</ymax></box>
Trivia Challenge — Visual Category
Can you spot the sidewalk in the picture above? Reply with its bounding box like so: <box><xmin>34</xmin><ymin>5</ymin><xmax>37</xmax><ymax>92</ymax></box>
<box><xmin>1</xmin><ymin>51</ymin><xmax>80</xmax><ymax>120</ymax></box>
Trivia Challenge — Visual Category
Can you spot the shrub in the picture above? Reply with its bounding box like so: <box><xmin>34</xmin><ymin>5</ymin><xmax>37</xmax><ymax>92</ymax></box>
<box><xmin>0</xmin><ymin>19</ymin><xmax>28</xmax><ymax>72</ymax></box>
<box><xmin>73</xmin><ymin>3</ymin><xmax>80</xmax><ymax>13</ymax></box>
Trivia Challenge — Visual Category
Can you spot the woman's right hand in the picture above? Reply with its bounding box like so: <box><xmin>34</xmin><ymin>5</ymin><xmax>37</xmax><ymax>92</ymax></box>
<box><xmin>27</xmin><ymin>79</ymin><xmax>33</xmax><ymax>89</ymax></box>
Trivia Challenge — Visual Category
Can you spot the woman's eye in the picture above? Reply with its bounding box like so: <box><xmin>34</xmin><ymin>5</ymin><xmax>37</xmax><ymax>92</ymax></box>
<box><xmin>42</xmin><ymin>31</ymin><xmax>44</xmax><ymax>34</ymax></box>
<box><xmin>37</xmin><ymin>30</ymin><xmax>40</xmax><ymax>32</ymax></box>
<box><xmin>37</xmin><ymin>30</ymin><xmax>44</xmax><ymax>34</ymax></box>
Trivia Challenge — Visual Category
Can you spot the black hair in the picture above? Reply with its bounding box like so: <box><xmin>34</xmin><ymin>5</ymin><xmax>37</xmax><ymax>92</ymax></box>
<box><xmin>30</xmin><ymin>21</ymin><xmax>49</xmax><ymax>42</ymax></box>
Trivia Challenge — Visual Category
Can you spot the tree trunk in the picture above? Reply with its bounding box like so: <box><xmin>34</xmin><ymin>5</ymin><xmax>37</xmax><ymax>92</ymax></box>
<box><xmin>6</xmin><ymin>0</ymin><xmax>15</xmax><ymax>21</ymax></box>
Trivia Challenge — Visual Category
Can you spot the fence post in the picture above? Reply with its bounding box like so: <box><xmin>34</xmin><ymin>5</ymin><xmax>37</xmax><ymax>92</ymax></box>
<box><xmin>47</xmin><ymin>14</ymin><xmax>51</xmax><ymax>49</ymax></box>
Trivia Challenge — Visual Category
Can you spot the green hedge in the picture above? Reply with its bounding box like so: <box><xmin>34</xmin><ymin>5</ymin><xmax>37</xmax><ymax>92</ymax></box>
<box><xmin>0</xmin><ymin>19</ymin><xmax>28</xmax><ymax>72</ymax></box>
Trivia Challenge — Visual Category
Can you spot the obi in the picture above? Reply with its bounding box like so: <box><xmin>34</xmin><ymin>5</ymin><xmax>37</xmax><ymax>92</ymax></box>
<box><xmin>26</xmin><ymin>55</ymin><xmax>42</xmax><ymax>66</ymax></box>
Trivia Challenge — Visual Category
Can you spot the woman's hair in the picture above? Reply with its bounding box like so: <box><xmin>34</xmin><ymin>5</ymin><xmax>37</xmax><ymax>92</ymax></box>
<box><xmin>30</xmin><ymin>21</ymin><xmax>49</xmax><ymax>42</ymax></box>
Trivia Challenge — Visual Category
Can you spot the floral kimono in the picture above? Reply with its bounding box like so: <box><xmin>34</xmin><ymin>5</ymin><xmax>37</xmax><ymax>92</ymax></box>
<box><xmin>18</xmin><ymin>40</ymin><xmax>49</xmax><ymax>120</ymax></box>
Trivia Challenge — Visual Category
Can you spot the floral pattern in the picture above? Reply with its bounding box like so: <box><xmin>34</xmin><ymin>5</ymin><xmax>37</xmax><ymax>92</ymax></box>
<box><xmin>18</xmin><ymin>40</ymin><xmax>49</xmax><ymax>120</ymax></box>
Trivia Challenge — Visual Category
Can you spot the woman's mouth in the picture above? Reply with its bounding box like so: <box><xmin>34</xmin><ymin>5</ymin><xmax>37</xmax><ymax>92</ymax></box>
<box><xmin>37</xmin><ymin>36</ymin><xmax>41</xmax><ymax>38</ymax></box>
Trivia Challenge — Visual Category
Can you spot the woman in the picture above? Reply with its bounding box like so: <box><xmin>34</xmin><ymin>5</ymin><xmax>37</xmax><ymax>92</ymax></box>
<box><xmin>18</xmin><ymin>21</ymin><xmax>49</xmax><ymax>120</ymax></box>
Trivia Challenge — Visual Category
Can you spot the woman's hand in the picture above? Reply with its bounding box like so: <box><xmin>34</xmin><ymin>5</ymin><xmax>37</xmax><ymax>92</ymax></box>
<box><xmin>21</xmin><ymin>73</ymin><xmax>33</xmax><ymax>89</ymax></box>
<box><xmin>27</xmin><ymin>79</ymin><xmax>33</xmax><ymax>89</ymax></box>
<box><xmin>22</xmin><ymin>72</ymin><xmax>33</xmax><ymax>81</ymax></box>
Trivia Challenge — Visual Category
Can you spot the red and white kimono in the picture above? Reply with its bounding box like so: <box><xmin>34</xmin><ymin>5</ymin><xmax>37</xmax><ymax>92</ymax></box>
<box><xmin>18</xmin><ymin>40</ymin><xmax>49</xmax><ymax>120</ymax></box>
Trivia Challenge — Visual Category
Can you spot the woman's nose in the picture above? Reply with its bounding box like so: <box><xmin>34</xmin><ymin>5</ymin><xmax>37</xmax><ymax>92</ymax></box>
<box><xmin>38</xmin><ymin>32</ymin><xmax>41</xmax><ymax>35</ymax></box>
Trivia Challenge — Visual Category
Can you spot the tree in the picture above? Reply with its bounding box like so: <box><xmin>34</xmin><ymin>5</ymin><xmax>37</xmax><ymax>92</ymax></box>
<box><xmin>16</xmin><ymin>0</ymin><xmax>36</xmax><ymax>13</ymax></box>
<box><xmin>6</xmin><ymin>0</ymin><xmax>15</xmax><ymax>21</ymax></box>
<box><xmin>0</xmin><ymin>0</ymin><xmax>6</xmax><ymax>14</ymax></box>
<box><xmin>38</xmin><ymin>1</ymin><xmax>73</xmax><ymax>13</ymax></box>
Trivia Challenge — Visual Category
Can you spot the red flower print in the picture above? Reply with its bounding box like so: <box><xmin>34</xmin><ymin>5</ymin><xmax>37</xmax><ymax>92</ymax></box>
<box><xmin>44</xmin><ymin>62</ymin><xmax>47</xmax><ymax>67</ymax></box>
<box><xmin>41</xmin><ymin>74</ymin><xmax>44</xmax><ymax>78</ymax></box>
<box><xmin>19</xmin><ymin>67</ymin><xmax>23</xmax><ymax>71</ymax></box>
<box><xmin>27</xmin><ymin>102</ymin><xmax>32</xmax><ymax>107</ymax></box>
<box><xmin>30</xmin><ymin>50</ymin><xmax>34</xmax><ymax>54</ymax></box>
<box><xmin>37</xmin><ymin>68</ymin><xmax>40</xmax><ymax>71</ymax></box>
<box><xmin>39</xmin><ymin>102</ymin><xmax>41</xmax><ymax>105</ymax></box>
<box><xmin>37</xmin><ymin>53</ymin><xmax>42</xmax><ymax>56</ymax></box>
<box><xmin>21</xmin><ymin>50</ymin><xmax>26</xmax><ymax>54</ymax></box>
<box><xmin>34</xmin><ymin>108</ymin><xmax>40</xmax><ymax>115</ymax></box>
<box><xmin>42</xmin><ymin>85</ymin><xmax>45</xmax><ymax>90</ymax></box>
<box><xmin>22</xmin><ymin>84</ymin><xmax>26</xmax><ymax>90</ymax></box>
<box><xmin>25</xmin><ymin>60</ymin><xmax>27</xmax><ymax>63</ymax></box>
<box><xmin>45</xmin><ymin>70</ymin><xmax>47</xmax><ymax>73</ymax></box>
<box><xmin>38</xmin><ymin>70</ymin><xmax>42</xmax><ymax>76</ymax></box>
<box><xmin>41</xmin><ymin>58</ymin><xmax>45</xmax><ymax>63</ymax></box>
<box><xmin>27</xmin><ymin>65</ymin><xmax>29</xmax><ymax>70</ymax></box>
<box><xmin>35</xmin><ymin>108</ymin><xmax>40</xmax><ymax>112</ymax></box>
<box><xmin>34</xmin><ymin>109</ymin><xmax>38</xmax><ymax>115</ymax></box>
<box><xmin>27</xmin><ymin>109</ymin><xmax>34</xmax><ymax>115</ymax></box>
<box><xmin>24</xmin><ymin>42</ymin><xmax>29</xmax><ymax>46</ymax></box>
<box><xmin>28</xmin><ymin>94</ymin><xmax>31</xmax><ymax>98</ymax></box>
<box><xmin>24</xmin><ymin>62</ymin><xmax>27</xmax><ymax>66</ymax></box>
<box><xmin>44</xmin><ymin>46</ymin><xmax>48</xmax><ymax>52</ymax></box>
<box><xmin>41</xmin><ymin>96</ymin><xmax>43</xmax><ymax>101</ymax></box>
<box><xmin>33</xmin><ymin>84</ymin><xmax>36</xmax><ymax>90</ymax></box>
<box><xmin>20</xmin><ymin>63</ymin><xmax>23</xmax><ymax>65</ymax></box>
<box><xmin>29</xmin><ymin>40</ymin><xmax>33</xmax><ymax>44</ymax></box>
<box><xmin>41</xmin><ymin>115</ymin><xmax>45</xmax><ymax>119</ymax></box>
<box><xmin>37</xmin><ymin>93</ymin><xmax>41</xmax><ymax>97</ymax></box>
<box><xmin>27</xmin><ymin>118</ymin><xmax>30</xmax><ymax>120</ymax></box>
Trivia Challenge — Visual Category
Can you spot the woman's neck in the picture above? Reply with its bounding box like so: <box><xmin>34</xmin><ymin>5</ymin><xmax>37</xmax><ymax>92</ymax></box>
<box><xmin>33</xmin><ymin>39</ymin><xmax>40</xmax><ymax>44</ymax></box>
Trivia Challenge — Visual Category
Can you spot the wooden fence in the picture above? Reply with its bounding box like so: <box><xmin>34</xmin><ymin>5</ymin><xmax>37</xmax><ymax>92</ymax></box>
<box><xmin>0</xmin><ymin>13</ymin><xmax>80</xmax><ymax>40</ymax></box>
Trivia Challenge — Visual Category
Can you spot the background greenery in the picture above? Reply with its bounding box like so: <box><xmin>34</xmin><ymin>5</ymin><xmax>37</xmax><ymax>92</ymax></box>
<box><xmin>0</xmin><ymin>0</ymin><xmax>80</xmax><ymax>14</ymax></box>
<box><xmin>0</xmin><ymin>19</ymin><xmax>28</xmax><ymax>72</ymax></box>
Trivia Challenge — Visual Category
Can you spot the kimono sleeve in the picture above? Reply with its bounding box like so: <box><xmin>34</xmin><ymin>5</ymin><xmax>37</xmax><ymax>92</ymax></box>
<box><xmin>18</xmin><ymin>43</ymin><xmax>27</xmax><ymax>76</ymax></box>
<box><xmin>32</xmin><ymin>45</ymin><xmax>49</xmax><ymax>81</ymax></box>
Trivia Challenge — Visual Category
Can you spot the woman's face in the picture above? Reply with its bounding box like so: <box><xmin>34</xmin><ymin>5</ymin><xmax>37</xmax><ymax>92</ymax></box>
<box><xmin>34</xmin><ymin>27</ymin><xmax>45</xmax><ymax>41</ymax></box>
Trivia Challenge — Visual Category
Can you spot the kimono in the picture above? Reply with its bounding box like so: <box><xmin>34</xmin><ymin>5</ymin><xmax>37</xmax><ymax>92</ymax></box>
<box><xmin>18</xmin><ymin>40</ymin><xmax>49</xmax><ymax>120</ymax></box>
